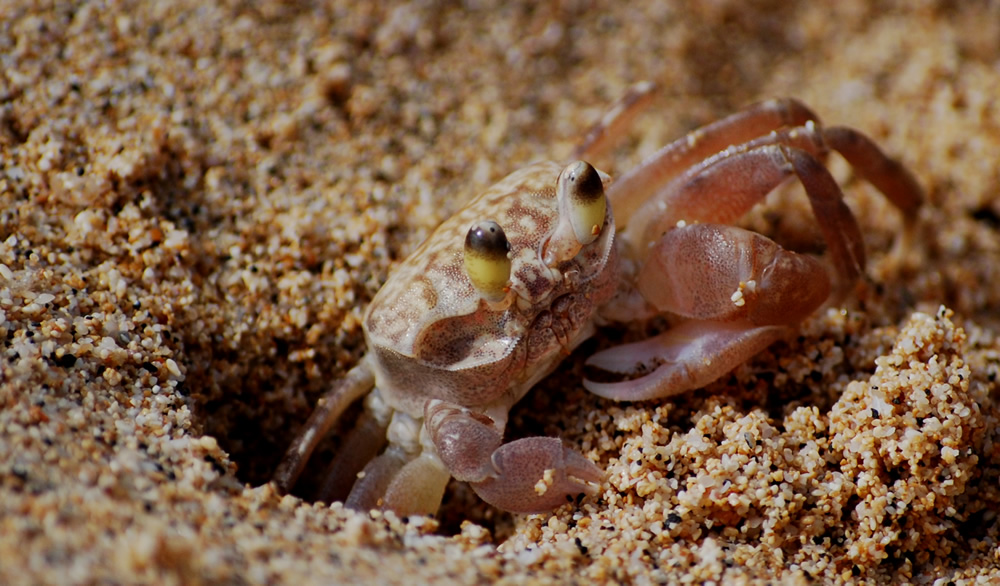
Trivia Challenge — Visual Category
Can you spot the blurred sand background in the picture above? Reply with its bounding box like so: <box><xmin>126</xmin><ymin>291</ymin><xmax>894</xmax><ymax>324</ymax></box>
<box><xmin>2</xmin><ymin>0</ymin><xmax>1000</xmax><ymax>583</ymax></box>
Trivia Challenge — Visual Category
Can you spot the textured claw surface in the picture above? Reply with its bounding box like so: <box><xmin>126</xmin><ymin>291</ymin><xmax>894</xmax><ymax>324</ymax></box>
<box><xmin>584</xmin><ymin>321</ymin><xmax>787</xmax><ymax>402</ymax></box>
<box><xmin>471</xmin><ymin>437</ymin><xmax>603</xmax><ymax>514</ymax></box>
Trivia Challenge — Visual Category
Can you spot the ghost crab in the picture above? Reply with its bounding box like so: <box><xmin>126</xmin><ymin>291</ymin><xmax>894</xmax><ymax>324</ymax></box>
<box><xmin>273</xmin><ymin>85</ymin><xmax>923</xmax><ymax>516</ymax></box>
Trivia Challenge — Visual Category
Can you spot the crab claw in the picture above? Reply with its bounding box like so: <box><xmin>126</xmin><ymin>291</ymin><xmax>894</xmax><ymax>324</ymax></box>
<box><xmin>584</xmin><ymin>222</ymin><xmax>836</xmax><ymax>402</ymax></box>
<box><xmin>427</xmin><ymin>400</ymin><xmax>602</xmax><ymax>514</ymax></box>
<box><xmin>583</xmin><ymin>320</ymin><xmax>787</xmax><ymax>402</ymax></box>
<box><xmin>471</xmin><ymin>437</ymin><xmax>604</xmax><ymax>514</ymax></box>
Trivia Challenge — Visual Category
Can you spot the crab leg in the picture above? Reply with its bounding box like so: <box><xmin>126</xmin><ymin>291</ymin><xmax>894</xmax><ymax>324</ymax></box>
<box><xmin>343</xmin><ymin>446</ymin><xmax>409</xmax><ymax>511</ymax></box>
<box><xmin>822</xmin><ymin>126</ymin><xmax>924</xmax><ymax>259</ymax></box>
<box><xmin>314</xmin><ymin>409</ymin><xmax>388</xmax><ymax>502</ymax></box>
<box><xmin>822</xmin><ymin>126</ymin><xmax>923</xmax><ymax>223</ymax></box>
<box><xmin>587</xmin><ymin>115</ymin><xmax>923</xmax><ymax>402</ymax></box>
<box><xmin>341</xmin><ymin>403</ymin><xmax>453</xmax><ymax>516</ymax></box>
<box><xmin>626</xmin><ymin>142</ymin><xmax>865</xmax><ymax>301</ymax></box>
<box><xmin>607</xmin><ymin>98</ymin><xmax>821</xmax><ymax>226</ymax></box>
<box><xmin>608</xmin><ymin>102</ymin><xmax>923</xmax><ymax>243</ymax></box>
<box><xmin>571</xmin><ymin>81</ymin><xmax>658</xmax><ymax>162</ymax></box>
<box><xmin>344</xmin><ymin>446</ymin><xmax>452</xmax><ymax>517</ymax></box>
<box><xmin>377</xmin><ymin>452</ymin><xmax>452</xmax><ymax>516</ymax></box>
<box><xmin>272</xmin><ymin>359</ymin><xmax>375</xmax><ymax>495</ymax></box>
<box><xmin>341</xmin><ymin>396</ymin><xmax>601</xmax><ymax>516</ymax></box>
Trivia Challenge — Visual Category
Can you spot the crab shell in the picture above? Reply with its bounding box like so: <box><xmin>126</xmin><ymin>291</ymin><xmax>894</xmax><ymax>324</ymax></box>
<box><xmin>363</xmin><ymin>161</ymin><xmax>619</xmax><ymax>418</ymax></box>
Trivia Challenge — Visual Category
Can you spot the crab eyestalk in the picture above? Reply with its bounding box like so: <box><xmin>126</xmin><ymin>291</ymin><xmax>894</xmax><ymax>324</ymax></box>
<box><xmin>464</xmin><ymin>220</ymin><xmax>512</xmax><ymax>304</ymax></box>
<box><xmin>543</xmin><ymin>160</ymin><xmax>607</xmax><ymax>265</ymax></box>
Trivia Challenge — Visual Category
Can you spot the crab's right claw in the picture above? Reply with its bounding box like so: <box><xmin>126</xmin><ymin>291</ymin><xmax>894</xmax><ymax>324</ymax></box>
<box><xmin>585</xmin><ymin>224</ymin><xmax>831</xmax><ymax>402</ymax></box>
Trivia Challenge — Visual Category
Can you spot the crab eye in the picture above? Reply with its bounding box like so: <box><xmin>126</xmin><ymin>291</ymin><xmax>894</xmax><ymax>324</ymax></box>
<box><xmin>558</xmin><ymin>160</ymin><xmax>606</xmax><ymax>246</ymax></box>
<box><xmin>464</xmin><ymin>220</ymin><xmax>511</xmax><ymax>303</ymax></box>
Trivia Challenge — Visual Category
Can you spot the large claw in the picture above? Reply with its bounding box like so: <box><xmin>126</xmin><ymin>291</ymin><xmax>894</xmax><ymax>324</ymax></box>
<box><xmin>584</xmin><ymin>320</ymin><xmax>787</xmax><ymax>402</ymax></box>
<box><xmin>585</xmin><ymin>222</ymin><xmax>834</xmax><ymax>402</ymax></box>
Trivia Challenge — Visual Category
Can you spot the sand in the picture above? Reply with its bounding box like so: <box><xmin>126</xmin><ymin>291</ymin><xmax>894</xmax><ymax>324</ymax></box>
<box><xmin>2</xmin><ymin>0</ymin><xmax>1000</xmax><ymax>583</ymax></box>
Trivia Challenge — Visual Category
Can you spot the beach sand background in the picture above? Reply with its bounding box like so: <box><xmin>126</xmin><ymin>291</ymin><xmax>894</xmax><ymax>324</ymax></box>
<box><xmin>2</xmin><ymin>1</ymin><xmax>1000</xmax><ymax>583</ymax></box>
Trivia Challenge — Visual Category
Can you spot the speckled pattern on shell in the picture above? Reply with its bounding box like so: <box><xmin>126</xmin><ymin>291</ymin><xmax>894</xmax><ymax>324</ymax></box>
<box><xmin>364</xmin><ymin>161</ymin><xmax>619</xmax><ymax>412</ymax></box>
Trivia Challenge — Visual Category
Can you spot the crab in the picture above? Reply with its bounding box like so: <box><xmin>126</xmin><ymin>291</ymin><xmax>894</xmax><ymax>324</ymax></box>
<box><xmin>273</xmin><ymin>84</ymin><xmax>923</xmax><ymax>517</ymax></box>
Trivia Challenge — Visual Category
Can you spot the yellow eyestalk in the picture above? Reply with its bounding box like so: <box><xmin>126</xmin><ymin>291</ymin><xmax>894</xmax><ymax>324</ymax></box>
<box><xmin>544</xmin><ymin>161</ymin><xmax>608</xmax><ymax>265</ymax></box>
<box><xmin>559</xmin><ymin>160</ymin><xmax>607</xmax><ymax>246</ymax></box>
<box><xmin>463</xmin><ymin>220</ymin><xmax>512</xmax><ymax>304</ymax></box>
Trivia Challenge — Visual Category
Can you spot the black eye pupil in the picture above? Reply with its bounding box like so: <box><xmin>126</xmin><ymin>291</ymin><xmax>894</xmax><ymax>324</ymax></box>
<box><xmin>465</xmin><ymin>220</ymin><xmax>510</xmax><ymax>259</ymax></box>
